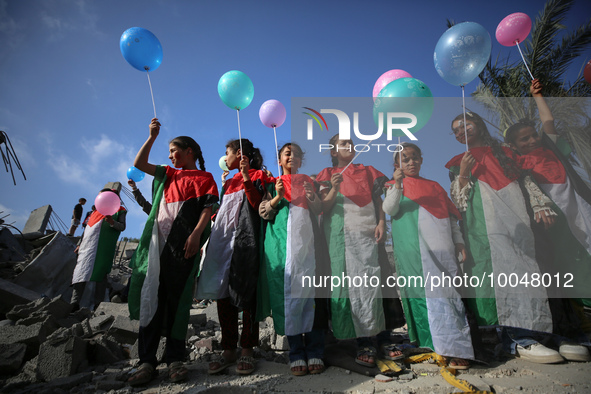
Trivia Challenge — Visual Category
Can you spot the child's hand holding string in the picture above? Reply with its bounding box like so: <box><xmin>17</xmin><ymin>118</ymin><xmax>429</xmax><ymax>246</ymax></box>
<box><xmin>240</xmin><ymin>155</ymin><xmax>251</xmax><ymax>182</ymax></box>
<box><xmin>330</xmin><ymin>172</ymin><xmax>343</xmax><ymax>192</ymax></box>
<box><xmin>393</xmin><ymin>168</ymin><xmax>405</xmax><ymax>189</ymax></box>
<box><xmin>276</xmin><ymin>178</ymin><xmax>285</xmax><ymax>200</ymax></box>
<box><xmin>149</xmin><ymin>118</ymin><xmax>160</xmax><ymax>139</ymax></box>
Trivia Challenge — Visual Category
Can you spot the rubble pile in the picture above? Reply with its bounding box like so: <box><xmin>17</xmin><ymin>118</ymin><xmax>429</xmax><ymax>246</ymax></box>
<box><xmin>0</xmin><ymin>226</ymin><xmax>291</xmax><ymax>393</ymax></box>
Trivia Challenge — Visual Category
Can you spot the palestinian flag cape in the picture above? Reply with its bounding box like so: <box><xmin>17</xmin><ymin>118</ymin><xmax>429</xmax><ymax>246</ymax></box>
<box><xmin>129</xmin><ymin>165</ymin><xmax>218</xmax><ymax>338</ymax></box>
<box><xmin>446</xmin><ymin>147</ymin><xmax>553</xmax><ymax>332</ymax></box>
<box><xmin>72</xmin><ymin>207</ymin><xmax>126</xmax><ymax>284</ymax></box>
<box><xmin>256</xmin><ymin>174</ymin><xmax>318</xmax><ymax>336</ymax></box>
<box><xmin>387</xmin><ymin>177</ymin><xmax>474</xmax><ymax>360</ymax></box>
<box><xmin>196</xmin><ymin>169</ymin><xmax>268</xmax><ymax>309</ymax></box>
<box><xmin>316</xmin><ymin>164</ymin><xmax>391</xmax><ymax>339</ymax></box>
<box><xmin>519</xmin><ymin>139</ymin><xmax>591</xmax><ymax>305</ymax></box>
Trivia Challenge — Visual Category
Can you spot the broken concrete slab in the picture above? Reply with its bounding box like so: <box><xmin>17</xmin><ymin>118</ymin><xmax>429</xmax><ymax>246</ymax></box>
<box><xmin>0</xmin><ymin>322</ymin><xmax>47</xmax><ymax>359</ymax></box>
<box><xmin>8</xmin><ymin>295</ymin><xmax>72</xmax><ymax>323</ymax></box>
<box><xmin>14</xmin><ymin>232</ymin><xmax>77</xmax><ymax>299</ymax></box>
<box><xmin>21</xmin><ymin>205</ymin><xmax>52</xmax><ymax>240</ymax></box>
<box><xmin>107</xmin><ymin>315</ymin><xmax>139</xmax><ymax>345</ymax></box>
<box><xmin>0</xmin><ymin>277</ymin><xmax>40</xmax><ymax>314</ymax></box>
<box><xmin>88</xmin><ymin>334</ymin><xmax>125</xmax><ymax>365</ymax></box>
<box><xmin>0</xmin><ymin>227</ymin><xmax>27</xmax><ymax>262</ymax></box>
<box><xmin>0</xmin><ymin>343</ymin><xmax>27</xmax><ymax>374</ymax></box>
<box><xmin>89</xmin><ymin>314</ymin><xmax>114</xmax><ymax>332</ymax></box>
<box><xmin>94</xmin><ymin>301</ymin><xmax>130</xmax><ymax>318</ymax></box>
<box><xmin>37</xmin><ymin>336</ymin><xmax>87</xmax><ymax>381</ymax></box>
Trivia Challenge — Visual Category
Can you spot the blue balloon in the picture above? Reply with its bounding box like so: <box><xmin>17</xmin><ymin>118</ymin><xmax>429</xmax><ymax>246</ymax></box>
<box><xmin>127</xmin><ymin>166</ymin><xmax>146</xmax><ymax>182</ymax></box>
<box><xmin>120</xmin><ymin>27</ymin><xmax>163</xmax><ymax>72</ymax></box>
<box><xmin>434</xmin><ymin>22</ymin><xmax>491</xmax><ymax>86</ymax></box>
<box><xmin>373</xmin><ymin>77</ymin><xmax>434</xmax><ymax>136</ymax></box>
<box><xmin>218</xmin><ymin>70</ymin><xmax>254</xmax><ymax>110</ymax></box>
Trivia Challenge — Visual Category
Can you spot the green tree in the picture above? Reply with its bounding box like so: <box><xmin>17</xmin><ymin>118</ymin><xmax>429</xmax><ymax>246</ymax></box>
<box><xmin>470</xmin><ymin>0</ymin><xmax>591</xmax><ymax>181</ymax></box>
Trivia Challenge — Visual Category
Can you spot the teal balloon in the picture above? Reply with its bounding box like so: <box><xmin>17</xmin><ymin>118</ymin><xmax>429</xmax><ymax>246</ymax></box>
<box><xmin>373</xmin><ymin>77</ymin><xmax>434</xmax><ymax>136</ymax></box>
<box><xmin>434</xmin><ymin>22</ymin><xmax>491</xmax><ymax>86</ymax></box>
<box><xmin>218</xmin><ymin>70</ymin><xmax>254</xmax><ymax>110</ymax></box>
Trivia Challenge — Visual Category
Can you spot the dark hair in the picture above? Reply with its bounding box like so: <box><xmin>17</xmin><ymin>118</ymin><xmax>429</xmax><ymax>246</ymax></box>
<box><xmin>329</xmin><ymin>133</ymin><xmax>354</xmax><ymax>167</ymax></box>
<box><xmin>100</xmin><ymin>188</ymin><xmax>120</xmax><ymax>198</ymax></box>
<box><xmin>278</xmin><ymin>142</ymin><xmax>305</xmax><ymax>175</ymax></box>
<box><xmin>79</xmin><ymin>198</ymin><xmax>87</xmax><ymax>203</ymax></box>
<box><xmin>170</xmin><ymin>136</ymin><xmax>206</xmax><ymax>171</ymax></box>
<box><xmin>451</xmin><ymin>112</ymin><xmax>522</xmax><ymax>180</ymax></box>
<box><xmin>226</xmin><ymin>138</ymin><xmax>264</xmax><ymax>170</ymax></box>
<box><xmin>393</xmin><ymin>142</ymin><xmax>422</xmax><ymax>166</ymax></box>
<box><xmin>504</xmin><ymin>120</ymin><xmax>537</xmax><ymax>146</ymax></box>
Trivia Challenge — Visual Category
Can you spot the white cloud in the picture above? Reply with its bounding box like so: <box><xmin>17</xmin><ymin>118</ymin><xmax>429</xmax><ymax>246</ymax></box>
<box><xmin>39</xmin><ymin>0</ymin><xmax>103</xmax><ymax>42</ymax></box>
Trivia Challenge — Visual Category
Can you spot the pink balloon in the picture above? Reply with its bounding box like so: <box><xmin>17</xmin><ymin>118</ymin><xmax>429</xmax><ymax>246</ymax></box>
<box><xmin>94</xmin><ymin>191</ymin><xmax>120</xmax><ymax>216</ymax></box>
<box><xmin>259</xmin><ymin>99</ymin><xmax>286</xmax><ymax>128</ymax></box>
<box><xmin>496</xmin><ymin>12</ymin><xmax>532</xmax><ymax>47</ymax></box>
<box><xmin>372</xmin><ymin>69</ymin><xmax>412</xmax><ymax>100</ymax></box>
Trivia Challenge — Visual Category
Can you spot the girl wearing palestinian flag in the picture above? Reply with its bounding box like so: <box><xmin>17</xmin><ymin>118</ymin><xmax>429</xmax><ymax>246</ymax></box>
<box><xmin>197</xmin><ymin>138</ymin><xmax>269</xmax><ymax>376</ymax></box>
<box><xmin>503</xmin><ymin>79</ymin><xmax>591</xmax><ymax>361</ymax></box>
<box><xmin>383</xmin><ymin>143</ymin><xmax>474</xmax><ymax>369</ymax></box>
<box><xmin>71</xmin><ymin>188</ymin><xmax>126</xmax><ymax>310</ymax></box>
<box><xmin>446</xmin><ymin>111</ymin><xmax>583</xmax><ymax>364</ymax></box>
<box><xmin>257</xmin><ymin>143</ymin><xmax>326</xmax><ymax>376</ymax></box>
<box><xmin>316</xmin><ymin>134</ymin><xmax>405</xmax><ymax>369</ymax></box>
<box><xmin>128</xmin><ymin>118</ymin><xmax>219</xmax><ymax>386</ymax></box>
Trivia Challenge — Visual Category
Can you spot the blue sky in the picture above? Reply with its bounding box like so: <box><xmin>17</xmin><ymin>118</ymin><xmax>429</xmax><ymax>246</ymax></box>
<box><xmin>1</xmin><ymin>0</ymin><xmax>589</xmax><ymax>239</ymax></box>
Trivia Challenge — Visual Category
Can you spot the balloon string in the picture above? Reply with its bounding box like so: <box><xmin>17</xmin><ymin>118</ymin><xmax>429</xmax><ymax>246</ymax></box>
<box><xmin>398</xmin><ymin>136</ymin><xmax>402</xmax><ymax>167</ymax></box>
<box><xmin>462</xmin><ymin>85</ymin><xmax>468</xmax><ymax>152</ymax></box>
<box><xmin>340</xmin><ymin>139</ymin><xmax>373</xmax><ymax>174</ymax></box>
<box><xmin>236</xmin><ymin>109</ymin><xmax>243</xmax><ymax>156</ymax></box>
<box><xmin>146</xmin><ymin>71</ymin><xmax>157</xmax><ymax>118</ymax></box>
<box><xmin>273</xmin><ymin>126</ymin><xmax>281</xmax><ymax>177</ymax></box>
<box><xmin>515</xmin><ymin>41</ymin><xmax>535</xmax><ymax>80</ymax></box>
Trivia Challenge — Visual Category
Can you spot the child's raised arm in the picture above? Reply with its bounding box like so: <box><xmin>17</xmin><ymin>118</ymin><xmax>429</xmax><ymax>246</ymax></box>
<box><xmin>530</xmin><ymin>79</ymin><xmax>557</xmax><ymax>136</ymax></box>
<box><xmin>133</xmin><ymin>118</ymin><xmax>160</xmax><ymax>176</ymax></box>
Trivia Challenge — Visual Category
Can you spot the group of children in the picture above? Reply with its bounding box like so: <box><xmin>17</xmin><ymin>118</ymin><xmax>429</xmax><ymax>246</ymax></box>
<box><xmin>123</xmin><ymin>79</ymin><xmax>591</xmax><ymax>386</ymax></box>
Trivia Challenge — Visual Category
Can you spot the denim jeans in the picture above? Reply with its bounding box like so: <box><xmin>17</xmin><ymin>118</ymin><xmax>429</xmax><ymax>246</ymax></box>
<box><xmin>287</xmin><ymin>329</ymin><xmax>325</xmax><ymax>362</ymax></box>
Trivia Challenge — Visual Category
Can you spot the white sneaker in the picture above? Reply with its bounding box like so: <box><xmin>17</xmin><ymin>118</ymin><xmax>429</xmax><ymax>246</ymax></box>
<box><xmin>559</xmin><ymin>342</ymin><xmax>591</xmax><ymax>362</ymax></box>
<box><xmin>516</xmin><ymin>343</ymin><xmax>564</xmax><ymax>364</ymax></box>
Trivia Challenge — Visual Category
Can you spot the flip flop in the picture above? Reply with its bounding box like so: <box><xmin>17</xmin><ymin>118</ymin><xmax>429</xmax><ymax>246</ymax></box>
<box><xmin>307</xmin><ymin>358</ymin><xmax>325</xmax><ymax>375</ymax></box>
<box><xmin>236</xmin><ymin>355</ymin><xmax>256</xmax><ymax>375</ymax></box>
<box><xmin>290</xmin><ymin>359</ymin><xmax>308</xmax><ymax>376</ymax></box>
<box><xmin>355</xmin><ymin>346</ymin><xmax>377</xmax><ymax>367</ymax></box>
<box><xmin>168</xmin><ymin>361</ymin><xmax>189</xmax><ymax>383</ymax></box>
<box><xmin>380</xmin><ymin>343</ymin><xmax>405</xmax><ymax>361</ymax></box>
<box><xmin>208</xmin><ymin>355</ymin><xmax>236</xmax><ymax>375</ymax></box>
<box><xmin>447</xmin><ymin>357</ymin><xmax>471</xmax><ymax>370</ymax></box>
<box><xmin>128</xmin><ymin>363</ymin><xmax>157</xmax><ymax>387</ymax></box>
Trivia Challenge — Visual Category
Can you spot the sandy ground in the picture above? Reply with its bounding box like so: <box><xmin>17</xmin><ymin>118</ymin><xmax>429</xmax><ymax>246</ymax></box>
<box><xmin>122</xmin><ymin>302</ymin><xmax>591</xmax><ymax>394</ymax></box>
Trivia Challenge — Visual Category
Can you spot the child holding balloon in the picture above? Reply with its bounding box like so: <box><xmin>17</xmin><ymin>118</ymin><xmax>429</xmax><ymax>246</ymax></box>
<box><xmin>71</xmin><ymin>188</ymin><xmax>126</xmax><ymax>311</ymax></box>
<box><xmin>197</xmin><ymin>138</ymin><xmax>269</xmax><ymax>376</ymax></box>
<box><xmin>128</xmin><ymin>118</ymin><xmax>218</xmax><ymax>386</ymax></box>
<box><xmin>383</xmin><ymin>143</ymin><xmax>474</xmax><ymax>369</ymax></box>
<box><xmin>316</xmin><ymin>134</ymin><xmax>405</xmax><ymax>368</ymax></box>
<box><xmin>445</xmin><ymin>111</ymin><xmax>585</xmax><ymax>364</ymax></box>
<box><xmin>258</xmin><ymin>143</ymin><xmax>327</xmax><ymax>376</ymax></box>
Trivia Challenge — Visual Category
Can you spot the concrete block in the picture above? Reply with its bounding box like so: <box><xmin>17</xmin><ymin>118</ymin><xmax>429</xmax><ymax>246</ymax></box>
<box><xmin>22</xmin><ymin>205</ymin><xmax>52</xmax><ymax>239</ymax></box>
<box><xmin>38</xmin><ymin>336</ymin><xmax>87</xmax><ymax>381</ymax></box>
<box><xmin>89</xmin><ymin>314</ymin><xmax>114</xmax><ymax>332</ymax></box>
<box><xmin>0</xmin><ymin>278</ymin><xmax>40</xmax><ymax>314</ymax></box>
<box><xmin>88</xmin><ymin>334</ymin><xmax>125</xmax><ymax>365</ymax></box>
<box><xmin>107</xmin><ymin>315</ymin><xmax>139</xmax><ymax>345</ymax></box>
<box><xmin>0</xmin><ymin>343</ymin><xmax>27</xmax><ymax>374</ymax></box>
<box><xmin>94</xmin><ymin>301</ymin><xmax>129</xmax><ymax>318</ymax></box>
<box><xmin>189</xmin><ymin>309</ymin><xmax>207</xmax><ymax>326</ymax></box>
<box><xmin>195</xmin><ymin>338</ymin><xmax>214</xmax><ymax>351</ymax></box>
<box><xmin>7</xmin><ymin>296</ymin><xmax>50</xmax><ymax>320</ymax></box>
<box><xmin>14</xmin><ymin>232</ymin><xmax>77</xmax><ymax>299</ymax></box>
<box><xmin>0</xmin><ymin>322</ymin><xmax>47</xmax><ymax>360</ymax></box>
<box><xmin>273</xmin><ymin>334</ymin><xmax>289</xmax><ymax>351</ymax></box>
<box><xmin>0</xmin><ymin>227</ymin><xmax>26</xmax><ymax>261</ymax></box>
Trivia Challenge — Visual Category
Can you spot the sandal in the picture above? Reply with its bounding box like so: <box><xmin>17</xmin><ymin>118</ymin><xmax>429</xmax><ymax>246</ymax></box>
<box><xmin>447</xmin><ymin>357</ymin><xmax>471</xmax><ymax>370</ymax></box>
<box><xmin>355</xmin><ymin>346</ymin><xmax>377</xmax><ymax>367</ymax></box>
<box><xmin>128</xmin><ymin>363</ymin><xmax>157</xmax><ymax>387</ymax></box>
<box><xmin>168</xmin><ymin>361</ymin><xmax>189</xmax><ymax>383</ymax></box>
<box><xmin>290</xmin><ymin>359</ymin><xmax>308</xmax><ymax>376</ymax></box>
<box><xmin>307</xmin><ymin>358</ymin><xmax>325</xmax><ymax>375</ymax></box>
<box><xmin>208</xmin><ymin>355</ymin><xmax>236</xmax><ymax>375</ymax></box>
<box><xmin>380</xmin><ymin>343</ymin><xmax>405</xmax><ymax>361</ymax></box>
<box><xmin>236</xmin><ymin>355</ymin><xmax>256</xmax><ymax>375</ymax></box>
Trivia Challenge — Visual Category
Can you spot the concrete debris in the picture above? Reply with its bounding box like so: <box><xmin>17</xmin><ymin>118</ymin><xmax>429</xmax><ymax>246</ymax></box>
<box><xmin>21</xmin><ymin>205</ymin><xmax>52</xmax><ymax>240</ymax></box>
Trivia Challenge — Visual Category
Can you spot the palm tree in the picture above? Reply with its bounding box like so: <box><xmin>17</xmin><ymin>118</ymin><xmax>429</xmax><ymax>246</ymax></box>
<box><xmin>470</xmin><ymin>0</ymin><xmax>591</xmax><ymax>182</ymax></box>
